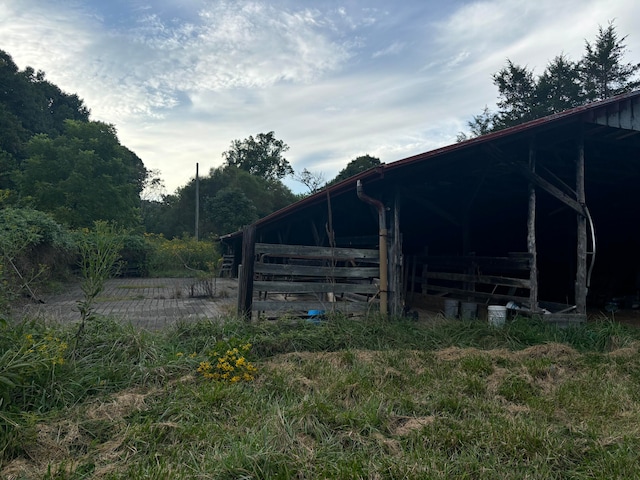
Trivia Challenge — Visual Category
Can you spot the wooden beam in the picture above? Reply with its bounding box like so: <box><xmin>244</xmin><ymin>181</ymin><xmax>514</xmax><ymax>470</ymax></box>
<box><xmin>237</xmin><ymin>224</ymin><xmax>256</xmax><ymax>320</ymax></box>
<box><xmin>253</xmin><ymin>300</ymin><xmax>373</xmax><ymax>314</ymax></box>
<box><xmin>255</xmin><ymin>243</ymin><xmax>379</xmax><ymax>261</ymax></box>
<box><xmin>389</xmin><ymin>191</ymin><xmax>404</xmax><ymax>316</ymax></box>
<box><xmin>254</xmin><ymin>263</ymin><xmax>379</xmax><ymax>278</ymax></box>
<box><xmin>528</xmin><ymin>140</ymin><xmax>539</xmax><ymax>311</ymax></box>
<box><xmin>575</xmin><ymin>135</ymin><xmax>588</xmax><ymax>314</ymax></box>
<box><xmin>423</xmin><ymin>271</ymin><xmax>531</xmax><ymax>289</ymax></box>
<box><xmin>423</xmin><ymin>285</ymin><xmax>531</xmax><ymax>306</ymax></box>
<box><xmin>515</xmin><ymin>164</ymin><xmax>585</xmax><ymax>217</ymax></box>
<box><xmin>254</xmin><ymin>281</ymin><xmax>378</xmax><ymax>295</ymax></box>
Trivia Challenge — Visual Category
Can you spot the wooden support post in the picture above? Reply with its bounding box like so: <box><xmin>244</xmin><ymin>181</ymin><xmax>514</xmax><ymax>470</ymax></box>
<box><xmin>528</xmin><ymin>140</ymin><xmax>539</xmax><ymax>311</ymax></box>
<box><xmin>237</xmin><ymin>224</ymin><xmax>256</xmax><ymax>321</ymax></box>
<box><xmin>389</xmin><ymin>192</ymin><xmax>404</xmax><ymax>316</ymax></box>
<box><xmin>575</xmin><ymin>136</ymin><xmax>588</xmax><ymax>314</ymax></box>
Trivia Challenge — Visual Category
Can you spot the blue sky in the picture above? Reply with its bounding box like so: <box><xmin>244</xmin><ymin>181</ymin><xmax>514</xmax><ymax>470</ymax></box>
<box><xmin>1</xmin><ymin>0</ymin><xmax>639</xmax><ymax>195</ymax></box>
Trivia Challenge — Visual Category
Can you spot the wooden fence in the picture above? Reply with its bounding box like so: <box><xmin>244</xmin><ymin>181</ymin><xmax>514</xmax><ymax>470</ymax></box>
<box><xmin>250</xmin><ymin>243</ymin><xmax>380</xmax><ymax>319</ymax></box>
<box><xmin>417</xmin><ymin>253</ymin><xmax>532</xmax><ymax>307</ymax></box>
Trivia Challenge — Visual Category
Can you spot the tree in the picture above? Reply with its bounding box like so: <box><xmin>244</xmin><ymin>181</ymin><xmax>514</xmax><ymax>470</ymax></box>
<box><xmin>461</xmin><ymin>22</ymin><xmax>640</xmax><ymax>138</ymax></box>
<box><xmin>327</xmin><ymin>155</ymin><xmax>381</xmax><ymax>186</ymax></box>
<box><xmin>457</xmin><ymin>106</ymin><xmax>497</xmax><ymax>142</ymax></box>
<box><xmin>17</xmin><ymin>120</ymin><xmax>148</xmax><ymax>228</ymax></box>
<box><xmin>581</xmin><ymin>22</ymin><xmax>640</xmax><ymax>101</ymax></box>
<box><xmin>222</xmin><ymin>131</ymin><xmax>293</xmax><ymax>181</ymax></box>
<box><xmin>0</xmin><ymin>50</ymin><xmax>89</xmax><ymax>139</ymax></box>
<box><xmin>145</xmin><ymin>165</ymin><xmax>297</xmax><ymax>238</ymax></box>
<box><xmin>492</xmin><ymin>60</ymin><xmax>540</xmax><ymax>130</ymax></box>
<box><xmin>294</xmin><ymin>168</ymin><xmax>326</xmax><ymax>194</ymax></box>
<box><xmin>205</xmin><ymin>187</ymin><xmax>258</xmax><ymax>234</ymax></box>
<box><xmin>537</xmin><ymin>55</ymin><xmax>585</xmax><ymax>114</ymax></box>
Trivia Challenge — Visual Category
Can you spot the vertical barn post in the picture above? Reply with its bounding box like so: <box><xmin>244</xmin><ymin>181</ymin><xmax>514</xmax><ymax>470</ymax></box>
<box><xmin>575</xmin><ymin>135</ymin><xmax>588</xmax><ymax>314</ymax></box>
<box><xmin>389</xmin><ymin>191</ymin><xmax>404</xmax><ymax>316</ymax></box>
<box><xmin>237</xmin><ymin>224</ymin><xmax>256</xmax><ymax>321</ymax></box>
<box><xmin>527</xmin><ymin>140</ymin><xmax>539</xmax><ymax>311</ymax></box>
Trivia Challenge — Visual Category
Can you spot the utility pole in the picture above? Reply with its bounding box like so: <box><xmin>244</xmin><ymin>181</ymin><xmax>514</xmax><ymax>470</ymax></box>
<box><xmin>195</xmin><ymin>163</ymin><xmax>199</xmax><ymax>241</ymax></box>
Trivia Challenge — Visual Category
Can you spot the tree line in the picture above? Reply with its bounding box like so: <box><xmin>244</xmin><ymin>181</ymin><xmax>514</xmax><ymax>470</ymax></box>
<box><xmin>0</xmin><ymin>50</ymin><xmax>147</xmax><ymax>229</ymax></box>
<box><xmin>1</xmin><ymin>21</ymin><xmax>638</xmax><ymax>239</ymax></box>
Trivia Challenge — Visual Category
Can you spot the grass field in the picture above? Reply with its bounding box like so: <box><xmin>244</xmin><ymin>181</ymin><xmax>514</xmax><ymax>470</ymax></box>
<box><xmin>2</xmin><ymin>315</ymin><xmax>640</xmax><ymax>479</ymax></box>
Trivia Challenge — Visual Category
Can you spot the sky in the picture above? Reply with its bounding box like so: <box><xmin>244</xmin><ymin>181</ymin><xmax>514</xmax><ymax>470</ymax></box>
<box><xmin>1</xmin><ymin>0</ymin><xmax>639</xmax><ymax>196</ymax></box>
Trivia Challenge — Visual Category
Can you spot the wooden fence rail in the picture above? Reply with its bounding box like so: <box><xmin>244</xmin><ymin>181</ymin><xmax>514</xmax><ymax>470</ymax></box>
<box><xmin>251</xmin><ymin>243</ymin><xmax>380</xmax><ymax>319</ymax></box>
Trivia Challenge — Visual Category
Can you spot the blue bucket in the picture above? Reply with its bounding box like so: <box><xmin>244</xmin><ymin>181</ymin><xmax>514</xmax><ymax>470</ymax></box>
<box><xmin>307</xmin><ymin>309</ymin><xmax>325</xmax><ymax>324</ymax></box>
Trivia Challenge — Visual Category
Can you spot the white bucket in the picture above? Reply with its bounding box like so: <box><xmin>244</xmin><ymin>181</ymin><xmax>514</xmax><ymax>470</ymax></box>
<box><xmin>460</xmin><ymin>302</ymin><xmax>477</xmax><ymax>320</ymax></box>
<box><xmin>443</xmin><ymin>299</ymin><xmax>459</xmax><ymax>318</ymax></box>
<box><xmin>487</xmin><ymin>305</ymin><xmax>507</xmax><ymax>327</ymax></box>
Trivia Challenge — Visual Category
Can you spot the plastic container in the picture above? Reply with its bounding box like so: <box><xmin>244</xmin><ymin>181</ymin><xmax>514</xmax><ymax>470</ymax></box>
<box><xmin>460</xmin><ymin>302</ymin><xmax>477</xmax><ymax>320</ymax></box>
<box><xmin>307</xmin><ymin>310</ymin><xmax>325</xmax><ymax>324</ymax></box>
<box><xmin>487</xmin><ymin>305</ymin><xmax>507</xmax><ymax>327</ymax></box>
<box><xmin>443</xmin><ymin>299</ymin><xmax>459</xmax><ymax>318</ymax></box>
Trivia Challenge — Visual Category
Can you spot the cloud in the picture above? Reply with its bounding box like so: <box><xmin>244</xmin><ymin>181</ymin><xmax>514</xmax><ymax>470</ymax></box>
<box><xmin>1</xmin><ymin>0</ymin><xmax>639</xmax><ymax>195</ymax></box>
<box><xmin>372</xmin><ymin>41</ymin><xmax>406</xmax><ymax>58</ymax></box>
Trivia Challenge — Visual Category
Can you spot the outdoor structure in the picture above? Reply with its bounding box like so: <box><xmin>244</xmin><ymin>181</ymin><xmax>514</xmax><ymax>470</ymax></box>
<box><xmin>221</xmin><ymin>91</ymin><xmax>640</xmax><ymax>322</ymax></box>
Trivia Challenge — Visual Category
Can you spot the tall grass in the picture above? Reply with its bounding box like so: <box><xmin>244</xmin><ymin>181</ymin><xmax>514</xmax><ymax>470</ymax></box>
<box><xmin>2</xmin><ymin>314</ymin><xmax>640</xmax><ymax>478</ymax></box>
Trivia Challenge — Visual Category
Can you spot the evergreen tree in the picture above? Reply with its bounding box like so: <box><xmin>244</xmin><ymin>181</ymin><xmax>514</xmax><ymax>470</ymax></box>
<box><xmin>581</xmin><ymin>22</ymin><xmax>640</xmax><ymax>101</ymax></box>
<box><xmin>461</xmin><ymin>22</ymin><xmax>640</xmax><ymax>138</ymax></box>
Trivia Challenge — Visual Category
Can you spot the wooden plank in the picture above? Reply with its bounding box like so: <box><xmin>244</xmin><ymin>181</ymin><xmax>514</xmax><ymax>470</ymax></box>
<box><xmin>421</xmin><ymin>255</ymin><xmax>531</xmax><ymax>271</ymax></box>
<box><xmin>423</xmin><ymin>284</ymin><xmax>530</xmax><ymax>305</ymax></box>
<box><xmin>423</xmin><ymin>271</ymin><xmax>531</xmax><ymax>289</ymax></box>
<box><xmin>254</xmin><ymin>263</ymin><xmax>379</xmax><ymax>278</ymax></box>
<box><xmin>254</xmin><ymin>281</ymin><xmax>378</xmax><ymax>295</ymax></box>
<box><xmin>253</xmin><ymin>301</ymin><xmax>372</xmax><ymax>314</ymax></box>
<box><xmin>516</xmin><ymin>164</ymin><xmax>585</xmax><ymax>216</ymax></box>
<box><xmin>255</xmin><ymin>243</ymin><xmax>379</xmax><ymax>260</ymax></box>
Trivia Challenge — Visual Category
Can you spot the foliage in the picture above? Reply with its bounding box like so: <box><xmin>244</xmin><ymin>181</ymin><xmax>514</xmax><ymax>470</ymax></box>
<box><xmin>582</xmin><ymin>22</ymin><xmax>640</xmax><ymax>100</ymax></box>
<box><xmin>17</xmin><ymin>120</ymin><xmax>147</xmax><ymax>228</ymax></box>
<box><xmin>75</xmin><ymin>222</ymin><xmax>124</xmax><ymax>331</ymax></box>
<box><xmin>0</xmin><ymin>49</ymin><xmax>147</xmax><ymax>230</ymax></box>
<box><xmin>461</xmin><ymin>21</ymin><xmax>640</xmax><ymax>138</ymax></box>
<box><xmin>0</xmin><ymin>49</ymin><xmax>91</xmax><ymax>199</ymax></box>
<box><xmin>144</xmin><ymin>166</ymin><xmax>296</xmax><ymax>238</ymax></box>
<box><xmin>144</xmin><ymin>234</ymin><xmax>219</xmax><ymax>277</ymax></box>
<box><xmin>119</xmin><ymin>233</ymin><xmax>153</xmax><ymax>277</ymax></box>
<box><xmin>222</xmin><ymin>131</ymin><xmax>293</xmax><ymax>181</ymax></box>
<box><xmin>0</xmin><ymin>208</ymin><xmax>74</xmax><ymax>313</ymax></box>
<box><xmin>0</xmin><ymin>50</ymin><xmax>89</xmax><ymax>140</ymax></box>
<box><xmin>327</xmin><ymin>154</ymin><xmax>381</xmax><ymax>186</ymax></box>
<box><xmin>205</xmin><ymin>186</ymin><xmax>258</xmax><ymax>235</ymax></box>
<box><xmin>3</xmin><ymin>315</ymin><xmax>640</xmax><ymax>477</ymax></box>
<box><xmin>0</xmin><ymin>317</ymin><xmax>165</xmax><ymax>460</ymax></box>
<box><xmin>0</xmin><ymin>322</ymin><xmax>71</xmax><ymax>433</ymax></box>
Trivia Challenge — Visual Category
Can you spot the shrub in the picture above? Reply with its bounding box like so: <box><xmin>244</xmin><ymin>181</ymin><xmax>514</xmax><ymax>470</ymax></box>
<box><xmin>119</xmin><ymin>233</ymin><xmax>152</xmax><ymax>277</ymax></box>
<box><xmin>145</xmin><ymin>234</ymin><xmax>219</xmax><ymax>277</ymax></box>
<box><xmin>0</xmin><ymin>208</ymin><xmax>74</xmax><ymax>310</ymax></box>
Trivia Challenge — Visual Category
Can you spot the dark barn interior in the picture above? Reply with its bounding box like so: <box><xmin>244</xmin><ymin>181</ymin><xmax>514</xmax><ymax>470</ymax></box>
<box><xmin>223</xmin><ymin>92</ymin><xmax>640</xmax><ymax>320</ymax></box>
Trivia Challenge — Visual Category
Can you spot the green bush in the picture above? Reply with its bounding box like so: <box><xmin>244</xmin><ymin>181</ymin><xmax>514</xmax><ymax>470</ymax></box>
<box><xmin>0</xmin><ymin>208</ymin><xmax>74</xmax><ymax>311</ymax></box>
<box><xmin>119</xmin><ymin>233</ymin><xmax>152</xmax><ymax>277</ymax></box>
<box><xmin>144</xmin><ymin>234</ymin><xmax>219</xmax><ymax>277</ymax></box>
